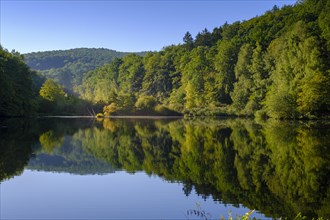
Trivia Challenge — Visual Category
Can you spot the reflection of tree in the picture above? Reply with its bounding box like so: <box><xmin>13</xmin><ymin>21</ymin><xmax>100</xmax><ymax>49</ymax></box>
<box><xmin>102</xmin><ymin>118</ymin><xmax>117</xmax><ymax>132</ymax></box>
<box><xmin>0</xmin><ymin>118</ymin><xmax>100</xmax><ymax>181</ymax></box>
<box><xmin>39</xmin><ymin>130</ymin><xmax>64</xmax><ymax>154</ymax></box>
<box><xmin>262</xmin><ymin>121</ymin><xmax>330</xmax><ymax>218</ymax></box>
<box><xmin>72</xmin><ymin>119</ymin><xmax>329</xmax><ymax>219</ymax></box>
<box><xmin>0</xmin><ymin>139</ymin><xmax>34</xmax><ymax>182</ymax></box>
<box><xmin>2</xmin><ymin>118</ymin><xmax>328</xmax><ymax>219</ymax></box>
<box><xmin>0</xmin><ymin>119</ymin><xmax>38</xmax><ymax>182</ymax></box>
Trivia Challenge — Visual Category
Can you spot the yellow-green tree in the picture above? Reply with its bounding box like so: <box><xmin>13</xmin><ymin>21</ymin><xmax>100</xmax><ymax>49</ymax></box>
<box><xmin>39</xmin><ymin>79</ymin><xmax>66</xmax><ymax>102</ymax></box>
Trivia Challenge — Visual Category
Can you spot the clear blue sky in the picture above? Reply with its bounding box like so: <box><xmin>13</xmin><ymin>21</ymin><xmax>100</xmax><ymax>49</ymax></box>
<box><xmin>1</xmin><ymin>0</ymin><xmax>296</xmax><ymax>54</ymax></box>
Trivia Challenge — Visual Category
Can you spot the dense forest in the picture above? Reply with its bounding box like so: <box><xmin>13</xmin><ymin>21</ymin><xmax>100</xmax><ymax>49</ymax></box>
<box><xmin>77</xmin><ymin>0</ymin><xmax>330</xmax><ymax>119</ymax></box>
<box><xmin>1</xmin><ymin>0</ymin><xmax>330</xmax><ymax>118</ymax></box>
<box><xmin>24</xmin><ymin>48</ymin><xmax>147</xmax><ymax>93</ymax></box>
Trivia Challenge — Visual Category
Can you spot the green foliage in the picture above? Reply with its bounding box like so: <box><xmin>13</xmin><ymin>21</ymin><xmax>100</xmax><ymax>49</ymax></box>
<box><xmin>264</xmin><ymin>21</ymin><xmax>330</xmax><ymax>118</ymax></box>
<box><xmin>1</xmin><ymin>118</ymin><xmax>330</xmax><ymax>218</ymax></box>
<box><xmin>181</xmin><ymin>47</ymin><xmax>210</xmax><ymax>109</ymax></box>
<box><xmin>4</xmin><ymin>0</ymin><xmax>327</xmax><ymax>118</ymax></box>
<box><xmin>154</xmin><ymin>104</ymin><xmax>181</xmax><ymax>116</ymax></box>
<box><xmin>38</xmin><ymin>78</ymin><xmax>93</xmax><ymax>115</ymax></box>
<box><xmin>0</xmin><ymin>46</ymin><xmax>38</xmax><ymax>116</ymax></box>
<box><xmin>76</xmin><ymin>1</ymin><xmax>330</xmax><ymax>118</ymax></box>
<box><xmin>53</xmin><ymin>119</ymin><xmax>330</xmax><ymax>218</ymax></box>
<box><xmin>118</xmin><ymin>54</ymin><xmax>144</xmax><ymax>94</ymax></box>
<box><xmin>39</xmin><ymin>79</ymin><xmax>66</xmax><ymax>102</ymax></box>
<box><xmin>231</xmin><ymin>44</ymin><xmax>254</xmax><ymax>112</ymax></box>
<box><xmin>39</xmin><ymin>79</ymin><xmax>67</xmax><ymax>114</ymax></box>
<box><xmin>39</xmin><ymin>130</ymin><xmax>64</xmax><ymax>154</ymax></box>
<box><xmin>117</xmin><ymin>92</ymin><xmax>135</xmax><ymax>110</ymax></box>
<box><xmin>78</xmin><ymin>58</ymin><xmax>122</xmax><ymax>103</ymax></box>
<box><xmin>0</xmin><ymin>119</ymin><xmax>37</xmax><ymax>181</ymax></box>
<box><xmin>135</xmin><ymin>95</ymin><xmax>157</xmax><ymax>110</ymax></box>
<box><xmin>142</xmin><ymin>52</ymin><xmax>173</xmax><ymax>101</ymax></box>
<box><xmin>24</xmin><ymin>48</ymin><xmax>147</xmax><ymax>93</ymax></box>
<box><xmin>103</xmin><ymin>103</ymin><xmax>117</xmax><ymax>116</ymax></box>
<box><xmin>0</xmin><ymin>46</ymin><xmax>94</xmax><ymax>117</ymax></box>
<box><xmin>214</xmin><ymin>39</ymin><xmax>240</xmax><ymax>104</ymax></box>
<box><xmin>318</xmin><ymin>1</ymin><xmax>330</xmax><ymax>49</ymax></box>
<box><xmin>194</xmin><ymin>28</ymin><xmax>213</xmax><ymax>47</ymax></box>
<box><xmin>183</xmin><ymin>31</ymin><xmax>194</xmax><ymax>49</ymax></box>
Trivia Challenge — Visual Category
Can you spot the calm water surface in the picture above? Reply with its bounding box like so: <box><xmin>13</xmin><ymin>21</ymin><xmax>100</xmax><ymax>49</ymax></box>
<box><xmin>0</xmin><ymin>118</ymin><xmax>329</xmax><ymax>219</ymax></box>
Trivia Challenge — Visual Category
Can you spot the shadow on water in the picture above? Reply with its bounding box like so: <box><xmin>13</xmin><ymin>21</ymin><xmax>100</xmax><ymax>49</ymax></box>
<box><xmin>0</xmin><ymin>117</ymin><xmax>329</xmax><ymax>219</ymax></box>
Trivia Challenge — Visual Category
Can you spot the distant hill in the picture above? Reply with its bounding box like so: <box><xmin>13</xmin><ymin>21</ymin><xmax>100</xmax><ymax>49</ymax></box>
<box><xmin>28</xmin><ymin>153</ymin><xmax>117</xmax><ymax>175</ymax></box>
<box><xmin>28</xmin><ymin>135</ymin><xmax>118</xmax><ymax>175</ymax></box>
<box><xmin>24</xmin><ymin>48</ymin><xmax>147</xmax><ymax>92</ymax></box>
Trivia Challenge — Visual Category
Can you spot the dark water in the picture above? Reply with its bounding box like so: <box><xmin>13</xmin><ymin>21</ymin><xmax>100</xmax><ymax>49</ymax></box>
<box><xmin>0</xmin><ymin>117</ymin><xmax>329</xmax><ymax>219</ymax></box>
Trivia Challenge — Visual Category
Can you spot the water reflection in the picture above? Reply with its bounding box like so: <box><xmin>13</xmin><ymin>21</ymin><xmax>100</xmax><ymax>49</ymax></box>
<box><xmin>0</xmin><ymin>117</ymin><xmax>329</xmax><ymax>218</ymax></box>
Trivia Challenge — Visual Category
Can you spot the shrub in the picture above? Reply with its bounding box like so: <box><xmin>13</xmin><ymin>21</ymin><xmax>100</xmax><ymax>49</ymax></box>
<box><xmin>103</xmin><ymin>103</ymin><xmax>117</xmax><ymax>116</ymax></box>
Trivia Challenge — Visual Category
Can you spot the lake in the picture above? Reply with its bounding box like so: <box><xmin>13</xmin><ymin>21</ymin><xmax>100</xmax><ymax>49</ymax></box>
<box><xmin>0</xmin><ymin>117</ymin><xmax>329</xmax><ymax>219</ymax></box>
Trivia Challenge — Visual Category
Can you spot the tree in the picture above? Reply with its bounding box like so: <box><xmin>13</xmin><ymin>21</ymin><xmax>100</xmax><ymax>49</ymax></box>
<box><xmin>231</xmin><ymin>44</ymin><xmax>254</xmax><ymax>112</ymax></box>
<box><xmin>194</xmin><ymin>28</ymin><xmax>212</xmax><ymax>47</ymax></box>
<box><xmin>29</xmin><ymin>0</ymin><xmax>330</xmax><ymax>118</ymax></box>
<box><xmin>135</xmin><ymin>95</ymin><xmax>157</xmax><ymax>110</ymax></box>
<box><xmin>141</xmin><ymin>53</ymin><xmax>173</xmax><ymax>101</ymax></box>
<box><xmin>183</xmin><ymin>31</ymin><xmax>193</xmax><ymax>46</ymax></box>
<box><xmin>180</xmin><ymin>47</ymin><xmax>210</xmax><ymax>109</ymax></box>
<box><xmin>214</xmin><ymin>39</ymin><xmax>240</xmax><ymax>104</ymax></box>
<box><xmin>318</xmin><ymin>0</ymin><xmax>330</xmax><ymax>49</ymax></box>
<box><xmin>296</xmin><ymin>37</ymin><xmax>330</xmax><ymax>116</ymax></box>
<box><xmin>103</xmin><ymin>103</ymin><xmax>117</xmax><ymax>116</ymax></box>
<box><xmin>244</xmin><ymin>44</ymin><xmax>268</xmax><ymax>114</ymax></box>
<box><xmin>118</xmin><ymin>54</ymin><xmax>144</xmax><ymax>94</ymax></box>
<box><xmin>39</xmin><ymin>130</ymin><xmax>64</xmax><ymax>154</ymax></box>
<box><xmin>264</xmin><ymin>21</ymin><xmax>330</xmax><ymax>118</ymax></box>
<box><xmin>0</xmin><ymin>46</ymin><xmax>37</xmax><ymax>116</ymax></box>
<box><xmin>39</xmin><ymin>79</ymin><xmax>66</xmax><ymax>102</ymax></box>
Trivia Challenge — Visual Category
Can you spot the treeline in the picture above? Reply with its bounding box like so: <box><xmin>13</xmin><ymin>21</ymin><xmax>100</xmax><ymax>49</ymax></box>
<box><xmin>2</xmin><ymin>0</ymin><xmax>330</xmax><ymax>118</ymax></box>
<box><xmin>24</xmin><ymin>48</ymin><xmax>147</xmax><ymax>93</ymax></box>
<box><xmin>78</xmin><ymin>0</ymin><xmax>330</xmax><ymax>119</ymax></box>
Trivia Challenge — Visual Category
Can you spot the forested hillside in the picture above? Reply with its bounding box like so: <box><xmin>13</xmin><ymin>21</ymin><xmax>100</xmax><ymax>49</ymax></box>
<box><xmin>78</xmin><ymin>0</ymin><xmax>330</xmax><ymax>119</ymax></box>
<box><xmin>24</xmin><ymin>48</ymin><xmax>147</xmax><ymax>92</ymax></box>
<box><xmin>0</xmin><ymin>46</ymin><xmax>96</xmax><ymax>116</ymax></box>
<box><xmin>1</xmin><ymin>0</ymin><xmax>329</xmax><ymax>118</ymax></box>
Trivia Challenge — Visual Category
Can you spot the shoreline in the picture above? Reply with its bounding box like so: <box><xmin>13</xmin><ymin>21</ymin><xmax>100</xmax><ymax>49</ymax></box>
<box><xmin>39</xmin><ymin>115</ymin><xmax>184</xmax><ymax>119</ymax></box>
